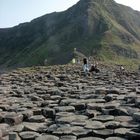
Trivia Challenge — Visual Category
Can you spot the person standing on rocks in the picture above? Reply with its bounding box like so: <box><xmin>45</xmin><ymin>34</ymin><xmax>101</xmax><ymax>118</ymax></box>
<box><xmin>83</xmin><ymin>58</ymin><xmax>89</xmax><ymax>73</ymax></box>
<box><xmin>120</xmin><ymin>65</ymin><xmax>125</xmax><ymax>74</ymax></box>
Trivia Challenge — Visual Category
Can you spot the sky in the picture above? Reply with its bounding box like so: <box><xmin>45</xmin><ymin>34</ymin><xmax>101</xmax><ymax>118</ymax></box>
<box><xmin>0</xmin><ymin>0</ymin><xmax>140</xmax><ymax>28</ymax></box>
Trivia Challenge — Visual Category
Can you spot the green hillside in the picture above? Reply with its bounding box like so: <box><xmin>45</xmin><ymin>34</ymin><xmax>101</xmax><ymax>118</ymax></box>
<box><xmin>0</xmin><ymin>0</ymin><xmax>140</xmax><ymax>68</ymax></box>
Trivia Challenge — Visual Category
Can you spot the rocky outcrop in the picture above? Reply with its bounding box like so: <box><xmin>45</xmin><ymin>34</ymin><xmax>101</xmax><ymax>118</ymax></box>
<box><xmin>0</xmin><ymin>64</ymin><xmax>140</xmax><ymax>139</ymax></box>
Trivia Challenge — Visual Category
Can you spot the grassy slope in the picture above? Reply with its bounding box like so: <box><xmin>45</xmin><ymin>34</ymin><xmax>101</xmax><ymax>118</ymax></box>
<box><xmin>0</xmin><ymin>0</ymin><xmax>140</xmax><ymax>68</ymax></box>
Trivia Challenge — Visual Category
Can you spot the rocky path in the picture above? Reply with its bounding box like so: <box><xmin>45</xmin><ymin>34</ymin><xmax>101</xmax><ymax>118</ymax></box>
<box><xmin>0</xmin><ymin>64</ymin><xmax>140</xmax><ymax>140</ymax></box>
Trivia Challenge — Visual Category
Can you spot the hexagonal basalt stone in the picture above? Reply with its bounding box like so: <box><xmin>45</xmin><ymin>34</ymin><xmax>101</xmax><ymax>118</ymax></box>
<box><xmin>93</xmin><ymin>115</ymin><xmax>114</xmax><ymax>122</ymax></box>
<box><xmin>21</xmin><ymin>110</ymin><xmax>33</xmax><ymax>121</ymax></box>
<box><xmin>85</xmin><ymin>121</ymin><xmax>105</xmax><ymax>130</ymax></box>
<box><xmin>120</xmin><ymin>121</ymin><xmax>139</xmax><ymax>128</ymax></box>
<box><xmin>54</xmin><ymin>106</ymin><xmax>75</xmax><ymax>112</ymax></box>
<box><xmin>60</xmin><ymin>135</ymin><xmax>77</xmax><ymax>140</ymax></box>
<box><xmin>19</xmin><ymin>131</ymin><xmax>40</xmax><ymax>140</ymax></box>
<box><xmin>86</xmin><ymin>109</ymin><xmax>101</xmax><ymax>118</ymax></box>
<box><xmin>114</xmin><ymin>128</ymin><xmax>131</xmax><ymax>136</ymax></box>
<box><xmin>47</xmin><ymin>124</ymin><xmax>58</xmax><ymax>133</ymax></box>
<box><xmin>30</xmin><ymin>95</ymin><xmax>44</xmax><ymax>101</ymax></box>
<box><xmin>56</xmin><ymin>114</ymin><xmax>88</xmax><ymax>124</ymax></box>
<box><xmin>105</xmin><ymin>137</ymin><xmax>127</xmax><ymax>140</ymax></box>
<box><xmin>108</xmin><ymin>88</ymin><xmax>120</xmax><ymax>94</ymax></box>
<box><xmin>56</xmin><ymin>116</ymin><xmax>76</xmax><ymax>124</ymax></box>
<box><xmin>71</xmin><ymin>126</ymin><xmax>92</xmax><ymax>137</ymax></box>
<box><xmin>4</xmin><ymin>113</ymin><xmax>23</xmax><ymax>125</ymax></box>
<box><xmin>56</xmin><ymin>112</ymin><xmax>75</xmax><ymax>118</ymax></box>
<box><xmin>126</xmin><ymin>107</ymin><xmax>139</xmax><ymax>116</ymax></box>
<box><xmin>78</xmin><ymin>137</ymin><xmax>104</xmax><ymax>140</ymax></box>
<box><xmin>60</xmin><ymin>99</ymin><xmax>77</xmax><ymax>106</ymax></box>
<box><xmin>104</xmin><ymin>103</ymin><xmax>120</xmax><ymax>109</ymax></box>
<box><xmin>95</xmin><ymin>88</ymin><xmax>108</xmax><ymax>94</ymax></box>
<box><xmin>104</xmin><ymin>121</ymin><xmax>120</xmax><ymax>129</ymax></box>
<box><xmin>42</xmin><ymin>107</ymin><xmax>56</xmax><ymax>119</ymax></box>
<box><xmin>21</xmin><ymin>102</ymin><xmax>37</xmax><ymax>109</ymax></box>
<box><xmin>53</xmin><ymin>124</ymin><xmax>72</xmax><ymax>135</ymax></box>
<box><xmin>71</xmin><ymin>118</ymin><xmax>87</xmax><ymax>126</ymax></box>
<box><xmin>93</xmin><ymin>129</ymin><xmax>114</xmax><ymax>137</ymax></box>
<box><xmin>28</xmin><ymin>115</ymin><xmax>45</xmax><ymax>123</ymax></box>
<box><xmin>23</xmin><ymin>122</ymin><xmax>48</xmax><ymax>132</ymax></box>
<box><xmin>115</xmin><ymin>116</ymin><xmax>133</xmax><ymax>122</ymax></box>
<box><xmin>35</xmin><ymin>134</ymin><xmax>59</xmax><ymax>140</ymax></box>
<box><xmin>70</xmin><ymin>103</ymin><xmax>86</xmax><ymax>111</ymax></box>
<box><xmin>11</xmin><ymin>124</ymin><xmax>24</xmax><ymax>132</ymax></box>
<box><xmin>87</xmin><ymin>103</ymin><xmax>104</xmax><ymax>110</ymax></box>
<box><xmin>104</xmin><ymin>94</ymin><xmax>114</xmax><ymax>102</ymax></box>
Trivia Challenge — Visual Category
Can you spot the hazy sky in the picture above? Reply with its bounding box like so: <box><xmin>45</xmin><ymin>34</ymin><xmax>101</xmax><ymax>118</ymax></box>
<box><xmin>0</xmin><ymin>0</ymin><xmax>140</xmax><ymax>28</ymax></box>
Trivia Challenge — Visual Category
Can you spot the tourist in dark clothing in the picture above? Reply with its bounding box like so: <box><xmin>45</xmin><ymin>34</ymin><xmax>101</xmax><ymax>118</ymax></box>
<box><xmin>89</xmin><ymin>62</ymin><xmax>100</xmax><ymax>73</ymax></box>
<box><xmin>83</xmin><ymin>58</ymin><xmax>89</xmax><ymax>73</ymax></box>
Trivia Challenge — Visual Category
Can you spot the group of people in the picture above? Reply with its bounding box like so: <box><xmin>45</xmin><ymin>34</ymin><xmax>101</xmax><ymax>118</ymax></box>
<box><xmin>71</xmin><ymin>57</ymin><xmax>100</xmax><ymax>75</ymax></box>
<box><xmin>73</xmin><ymin>57</ymin><xmax>127</xmax><ymax>76</ymax></box>
<box><xmin>83</xmin><ymin>58</ymin><xmax>100</xmax><ymax>74</ymax></box>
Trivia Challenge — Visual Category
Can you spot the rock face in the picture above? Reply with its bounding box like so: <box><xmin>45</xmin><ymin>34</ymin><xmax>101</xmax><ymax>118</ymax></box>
<box><xmin>0</xmin><ymin>64</ymin><xmax>140</xmax><ymax>140</ymax></box>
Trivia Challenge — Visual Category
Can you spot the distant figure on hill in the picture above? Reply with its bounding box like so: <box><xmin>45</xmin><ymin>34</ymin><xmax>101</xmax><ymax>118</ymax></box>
<box><xmin>120</xmin><ymin>65</ymin><xmax>125</xmax><ymax>74</ymax></box>
<box><xmin>83</xmin><ymin>58</ymin><xmax>89</xmax><ymax>73</ymax></box>
<box><xmin>73</xmin><ymin>48</ymin><xmax>86</xmax><ymax>62</ymax></box>
<box><xmin>72</xmin><ymin>58</ymin><xmax>76</xmax><ymax>64</ymax></box>
<box><xmin>77</xmin><ymin>59</ymin><xmax>81</xmax><ymax>64</ymax></box>
<box><xmin>44</xmin><ymin>59</ymin><xmax>47</xmax><ymax>66</ymax></box>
